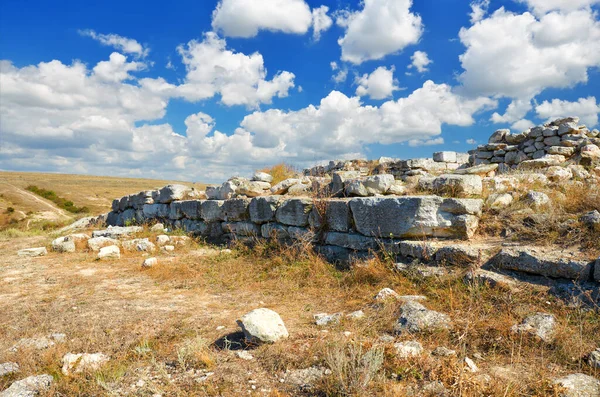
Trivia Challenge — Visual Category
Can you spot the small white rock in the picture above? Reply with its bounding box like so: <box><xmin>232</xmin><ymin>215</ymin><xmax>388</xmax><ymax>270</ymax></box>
<box><xmin>142</xmin><ymin>257</ymin><xmax>158</xmax><ymax>268</ymax></box>
<box><xmin>98</xmin><ymin>245</ymin><xmax>120</xmax><ymax>260</ymax></box>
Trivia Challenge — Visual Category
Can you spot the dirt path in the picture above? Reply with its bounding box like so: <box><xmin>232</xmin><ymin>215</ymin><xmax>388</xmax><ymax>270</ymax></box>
<box><xmin>0</xmin><ymin>182</ymin><xmax>71</xmax><ymax>219</ymax></box>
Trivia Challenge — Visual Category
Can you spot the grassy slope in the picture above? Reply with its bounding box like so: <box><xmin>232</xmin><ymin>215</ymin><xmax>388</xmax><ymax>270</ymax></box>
<box><xmin>0</xmin><ymin>171</ymin><xmax>205</xmax><ymax>227</ymax></box>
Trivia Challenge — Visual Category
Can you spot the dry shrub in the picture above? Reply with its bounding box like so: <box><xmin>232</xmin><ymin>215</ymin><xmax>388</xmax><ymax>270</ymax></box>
<box><xmin>320</xmin><ymin>342</ymin><xmax>385</xmax><ymax>396</ymax></box>
<box><xmin>259</xmin><ymin>162</ymin><xmax>298</xmax><ymax>185</ymax></box>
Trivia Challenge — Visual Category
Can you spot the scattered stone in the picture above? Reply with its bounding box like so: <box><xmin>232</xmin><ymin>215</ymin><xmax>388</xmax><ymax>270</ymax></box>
<box><xmin>524</xmin><ymin>191</ymin><xmax>550</xmax><ymax>209</ymax></box>
<box><xmin>486</xmin><ymin>193</ymin><xmax>513</xmax><ymax>210</ymax></box>
<box><xmin>237</xmin><ymin>308</ymin><xmax>289</xmax><ymax>344</ymax></box>
<box><xmin>588</xmin><ymin>348</ymin><xmax>600</xmax><ymax>369</ymax></box>
<box><xmin>10</xmin><ymin>334</ymin><xmax>64</xmax><ymax>352</ymax></box>
<box><xmin>252</xmin><ymin>172</ymin><xmax>273</xmax><ymax>183</ymax></box>
<box><xmin>0</xmin><ymin>362</ymin><xmax>20</xmax><ymax>377</ymax></box>
<box><xmin>87</xmin><ymin>237</ymin><xmax>119</xmax><ymax>252</ymax></box>
<box><xmin>375</xmin><ymin>288</ymin><xmax>400</xmax><ymax>301</ymax></box>
<box><xmin>0</xmin><ymin>374</ymin><xmax>54</xmax><ymax>397</ymax></box>
<box><xmin>553</xmin><ymin>373</ymin><xmax>600</xmax><ymax>397</ymax></box>
<box><xmin>92</xmin><ymin>226</ymin><xmax>142</xmax><ymax>239</ymax></box>
<box><xmin>511</xmin><ymin>313</ymin><xmax>556</xmax><ymax>342</ymax></box>
<box><xmin>142</xmin><ymin>257</ymin><xmax>158</xmax><ymax>268</ymax></box>
<box><xmin>346</xmin><ymin>310</ymin><xmax>365</xmax><ymax>319</ymax></box>
<box><xmin>314</xmin><ymin>313</ymin><xmax>342</xmax><ymax>326</ymax></box>
<box><xmin>270</xmin><ymin>178</ymin><xmax>301</xmax><ymax>195</ymax></box>
<box><xmin>580</xmin><ymin>210</ymin><xmax>600</xmax><ymax>231</ymax></box>
<box><xmin>156</xmin><ymin>235</ymin><xmax>170</xmax><ymax>246</ymax></box>
<box><xmin>432</xmin><ymin>347</ymin><xmax>456</xmax><ymax>357</ymax></box>
<box><xmin>150</xmin><ymin>223</ymin><xmax>165</xmax><ymax>232</ymax></box>
<box><xmin>236</xmin><ymin>350</ymin><xmax>254</xmax><ymax>360</ymax></box>
<box><xmin>61</xmin><ymin>353</ymin><xmax>110</xmax><ymax>375</ymax></box>
<box><xmin>97</xmin><ymin>245</ymin><xmax>120</xmax><ymax>260</ymax></box>
<box><xmin>51</xmin><ymin>235</ymin><xmax>78</xmax><ymax>253</ymax></box>
<box><xmin>395</xmin><ymin>301</ymin><xmax>451</xmax><ymax>333</ymax></box>
<box><xmin>285</xmin><ymin>367</ymin><xmax>329</xmax><ymax>389</ymax></box>
<box><xmin>394</xmin><ymin>341</ymin><xmax>423</xmax><ymax>358</ymax></box>
<box><xmin>17</xmin><ymin>248</ymin><xmax>47</xmax><ymax>257</ymax></box>
<box><xmin>162</xmin><ymin>245</ymin><xmax>175</xmax><ymax>252</ymax></box>
<box><xmin>122</xmin><ymin>238</ymin><xmax>155</xmax><ymax>252</ymax></box>
<box><xmin>464</xmin><ymin>357</ymin><xmax>479</xmax><ymax>372</ymax></box>
<box><xmin>465</xmin><ymin>269</ymin><xmax>518</xmax><ymax>290</ymax></box>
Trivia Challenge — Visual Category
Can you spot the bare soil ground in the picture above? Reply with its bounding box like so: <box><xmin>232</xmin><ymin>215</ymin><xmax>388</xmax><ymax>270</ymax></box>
<box><xmin>1</xmin><ymin>228</ymin><xmax>599</xmax><ymax>396</ymax></box>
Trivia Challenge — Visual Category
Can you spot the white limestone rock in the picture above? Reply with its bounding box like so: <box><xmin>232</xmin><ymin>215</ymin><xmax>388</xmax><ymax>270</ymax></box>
<box><xmin>237</xmin><ymin>308</ymin><xmax>289</xmax><ymax>344</ymax></box>
<box><xmin>98</xmin><ymin>245</ymin><xmax>120</xmax><ymax>260</ymax></box>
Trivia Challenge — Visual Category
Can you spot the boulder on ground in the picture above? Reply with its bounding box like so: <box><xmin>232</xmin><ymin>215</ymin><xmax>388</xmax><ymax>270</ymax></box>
<box><xmin>553</xmin><ymin>373</ymin><xmax>600</xmax><ymax>397</ymax></box>
<box><xmin>0</xmin><ymin>374</ymin><xmax>54</xmax><ymax>397</ymax></box>
<box><xmin>511</xmin><ymin>313</ymin><xmax>556</xmax><ymax>342</ymax></box>
<box><xmin>395</xmin><ymin>301</ymin><xmax>451</xmax><ymax>333</ymax></box>
<box><xmin>394</xmin><ymin>341</ymin><xmax>424</xmax><ymax>358</ymax></box>
<box><xmin>0</xmin><ymin>362</ymin><xmax>20</xmax><ymax>377</ymax></box>
<box><xmin>122</xmin><ymin>238</ymin><xmax>155</xmax><ymax>252</ymax></box>
<box><xmin>98</xmin><ymin>245</ymin><xmax>120</xmax><ymax>260</ymax></box>
<box><xmin>142</xmin><ymin>257</ymin><xmax>158</xmax><ymax>268</ymax></box>
<box><xmin>236</xmin><ymin>308</ymin><xmax>289</xmax><ymax>344</ymax></box>
<box><xmin>52</xmin><ymin>234</ymin><xmax>88</xmax><ymax>253</ymax></box>
<box><xmin>17</xmin><ymin>247</ymin><xmax>47</xmax><ymax>257</ymax></box>
<box><xmin>492</xmin><ymin>248</ymin><xmax>592</xmax><ymax>281</ymax></box>
<box><xmin>87</xmin><ymin>237</ymin><xmax>119</xmax><ymax>252</ymax></box>
<box><xmin>61</xmin><ymin>352</ymin><xmax>109</xmax><ymax>375</ymax></box>
<box><xmin>486</xmin><ymin>193</ymin><xmax>513</xmax><ymax>209</ymax></box>
<box><xmin>374</xmin><ymin>288</ymin><xmax>400</xmax><ymax>301</ymax></box>
<box><xmin>524</xmin><ymin>191</ymin><xmax>550</xmax><ymax>209</ymax></box>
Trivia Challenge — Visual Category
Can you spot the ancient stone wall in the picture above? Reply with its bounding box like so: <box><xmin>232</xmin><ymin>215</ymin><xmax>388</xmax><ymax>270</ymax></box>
<box><xmin>470</xmin><ymin>117</ymin><xmax>600</xmax><ymax>170</ymax></box>
<box><xmin>106</xmin><ymin>187</ymin><xmax>483</xmax><ymax>263</ymax></box>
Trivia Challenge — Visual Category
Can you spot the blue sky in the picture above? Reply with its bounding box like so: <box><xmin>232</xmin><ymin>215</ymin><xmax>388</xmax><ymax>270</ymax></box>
<box><xmin>1</xmin><ymin>0</ymin><xmax>599</xmax><ymax>182</ymax></box>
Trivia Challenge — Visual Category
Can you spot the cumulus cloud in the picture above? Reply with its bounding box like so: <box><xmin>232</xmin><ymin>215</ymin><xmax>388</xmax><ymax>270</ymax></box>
<box><xmin>408</xmin><ymin>51</ymin><xmax>432</xmax><ymax>73</ymax></box>
<box><xmin>466</xmin><ymin>138</ymin><xmax>477</xmax><ymax>144</ymax></box>
<box><xmin>458</xmin><ymin>7</ymin><xmax>600</xmax><ymax>100</ymax></box>
<box><xmin>211</xmin><ymin>0</ymin><xmax>313</xmax><ymax>38</ymax></box>
<box><xmin>335</xmin><ymin>0</ymin><xmax>423</xmax><ymax>64</ymax></box>
<box><xmin>238</xmin><ymin>81</ymin><xmax>495</xmax><ymax>159</ymax></box>
<box><xmin>536</xmin><ymin>96</ymin><xmax>600</xmax><ymax>126</ymax></box>
<box><xmin>312</xmin><ymin>5</ymin><xmax>333</xmax><ymax>41</ymax></box>
<box><xmin>355</xmin><ymin>66</ymin><xmax>399</xmax><ymax>100</ymax></box>
<box><xmin>0</xmin><ymin>46</ymin><xmax>496</xmax><ymax>182</ymax></box>
<box><xmin>490</xmin><ymin>99</ymin><xmax>532</xmax><ymax>124</ymax></box>
<box><xmin>517</xmin><ymin>0</ymin><xmax>600</xmax><ymax>16</ymax></box>
<box><xmin>331</xmin><ymin>61</ymin><xmax>348</xmax><ymax>83</ymax></box>
<box><xmin>510</xmin><ymin>119</ymin><xmax>535</xmax><ymax>131</ymax></box>
<box><xmin>469</xmin><ymin>0</ymin><xmax>490</xmax><ymax>24</ymax></box>
<box><xmin>147</xmin><ymin>32</ymin><xmax>295</xmax><ymax>108</ymax></box>
<box><xmin>79</xmin><ymin>30</ymin><xmax>149</xmax><ymax>58</ymax></box>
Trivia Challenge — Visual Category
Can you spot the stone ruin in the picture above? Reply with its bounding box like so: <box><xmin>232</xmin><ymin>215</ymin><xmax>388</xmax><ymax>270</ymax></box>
<box><xmin>104</xmin><ymin>117</ymin><xmax>600</xmax><ymax>284</ymax></box>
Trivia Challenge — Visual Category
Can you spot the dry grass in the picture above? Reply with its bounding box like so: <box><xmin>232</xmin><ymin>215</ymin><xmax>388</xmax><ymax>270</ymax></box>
<box><xmin>259</xmin><ymin>163</ymin><xmax>298</xmax><ymax>185</ymax></box>
<box><xmin>479</xmin><ymin>177</ymin><xmax>600</xmax><ymax>255</ymax></box>
<box><xmin>1</xmin><ymin>229</ymin><xmax>598</xmax><ymax>396</ymax></box>
<box><xmin>0</xmin><ymin>171</ymin><xmax>202</xmax><ymax>221</ymax></box>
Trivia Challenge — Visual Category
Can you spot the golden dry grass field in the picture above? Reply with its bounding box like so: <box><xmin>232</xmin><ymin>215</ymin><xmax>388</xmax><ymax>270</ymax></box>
<box><xmin>0</xmin><ymin>171</ymin><xmax>204</xmax><ymax>229</ymax></box>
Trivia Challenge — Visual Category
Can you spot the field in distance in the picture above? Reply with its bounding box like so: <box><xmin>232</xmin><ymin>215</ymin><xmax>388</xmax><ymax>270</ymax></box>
<box><xmin>0</xmin><ymin>171</ymin><xmax>204</xmax><ymax>228</ymax></box>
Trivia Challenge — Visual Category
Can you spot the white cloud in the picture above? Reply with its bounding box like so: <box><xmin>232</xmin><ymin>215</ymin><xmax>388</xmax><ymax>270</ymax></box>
<box><xmin>332</xmin><ymin>68</ymin><xmax>348</xmax><ymax>84</ymax></box>
<box><xmin>458</xmin><ymin>7</ymin><xmax>600</xmax><ymax>99</ymax></box>
<box><xmin>211</xmin><ymin>0</ymin><xmax>313</xmax><ymax>38</ymax></box>
<box><xmin>491</xmin><ymin>99</ymin><xmax>532</xmax><ymax>123</ymax></box>
<box><xmin>170</xmin><ymin>32</ymin><xmax>295</xmax><ymax>108</ymax></box>
<box><xmin>355</xmin><ymin>66</ymin><xmax>399</xmax><ymax>100</ymax></box>
<box><xmin>511</xmin><ymin>119</ymin><xmax>535</xmax><ymax>131</ymax></box>
<box><xmin>408</xmin><ymin>51</ymin><xmax>432</xmax><ymax>73</ymax></box>
<box><xmin>466</xmin><ymin>138</ymin><xmax>477</xmax><ymax>144</ymax></box>
<box><xmin>408</xmin><ymin>137</ymin><xmax>444</xmax><ymax>147</ymax></box>
<box><xmin>330</xmin><ymin>61</ymin><xmax>339</xmax><ymax>71</ymax></box>
<box><xmin>79</xmin><ymin>30</ymin><xmax>149</xmax><ymax>58</ymax></box>
<box><xmin>239</xmin><ymin>81</ymin><xmax>495</xmax><ymax>159</ymax></box>
<box><xmin>312</xmin><ymin>5</ymin><xmax>333</xmax><ymax>41</ymax></box>
<box><xmin>536</xmin><ymin>96</ymin><xmax>600</xmax><ymax>126</ymax></box>
<box><xmin>335</xmin><ymin>0</ymin><xmax>423</xmax><ymax>64</ymax></box>
<box><xmin>517</xmin><ymin>0</ymin><xmax>600</xmax><ymax>17</ymax></box>
<box><xmin>470</xmin><ymin>0</ymin><xmax>490</xmax><ymax>24</ymax></box>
